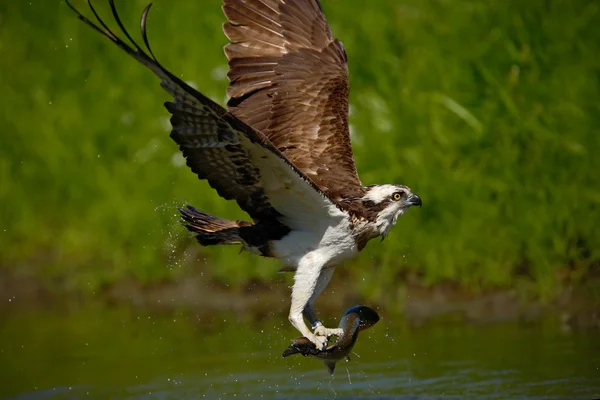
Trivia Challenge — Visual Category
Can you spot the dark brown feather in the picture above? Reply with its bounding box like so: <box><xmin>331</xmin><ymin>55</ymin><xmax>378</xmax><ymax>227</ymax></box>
<box><xmin>223</xmin><ymin>0</ymin><xmax>365</xmax><ymax>202</ymax></box>
<box><xmin>66</xmin><ymin>0</ymin><xmax>330</xmax><ymax>222</ymax></box>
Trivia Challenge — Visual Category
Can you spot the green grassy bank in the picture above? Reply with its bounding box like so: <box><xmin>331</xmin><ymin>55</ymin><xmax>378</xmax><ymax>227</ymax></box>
<box><xmin>1</xmin><ymin>0</ymin><xmax>598</xmax><ymax>302</ymax></box>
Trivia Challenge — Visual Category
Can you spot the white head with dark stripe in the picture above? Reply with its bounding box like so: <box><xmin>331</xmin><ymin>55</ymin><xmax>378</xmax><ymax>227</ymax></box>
<box><xmin>362</xmin><ymin>184</ymin><xmax>422</xmax><ymax>237</ymax></box>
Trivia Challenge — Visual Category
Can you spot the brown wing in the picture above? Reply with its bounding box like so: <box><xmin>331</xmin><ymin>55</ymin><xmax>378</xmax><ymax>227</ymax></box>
<box><xmin>223</xmin><ymin>0</ymin><xmax>365</xmax><ymax>201</ymax></box>
<box><xmin>66</xmin><ymin>0</ymin><xmax>337</xmax><ymax>224</ymax></box>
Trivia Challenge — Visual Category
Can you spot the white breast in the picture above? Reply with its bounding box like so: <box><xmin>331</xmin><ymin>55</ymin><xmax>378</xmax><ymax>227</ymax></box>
<box><xmin>272</xmin><ymin>203</ymin><xmax>359</xmax><ymax>269</ymax></box>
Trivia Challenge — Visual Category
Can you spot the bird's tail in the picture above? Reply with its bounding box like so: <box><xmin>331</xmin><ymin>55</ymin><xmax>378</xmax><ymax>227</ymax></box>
<box><xmin>179</xmin><ymin>205</ymin><xmax>250</xmax><ymax>246</ymax></box>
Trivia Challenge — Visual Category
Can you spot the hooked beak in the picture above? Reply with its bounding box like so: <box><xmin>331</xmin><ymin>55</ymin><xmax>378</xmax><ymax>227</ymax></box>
<box><xmin>407</xmin><ymin>193</ymin><xmax>422</xmax><ymax>208</ymax></box>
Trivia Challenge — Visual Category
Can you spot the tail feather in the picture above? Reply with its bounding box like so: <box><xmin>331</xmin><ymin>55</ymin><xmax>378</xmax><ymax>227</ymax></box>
<box><xmin>180</xmin><ymin>205</ymin><xmax>250</xmax><ymax>246</ymax></box>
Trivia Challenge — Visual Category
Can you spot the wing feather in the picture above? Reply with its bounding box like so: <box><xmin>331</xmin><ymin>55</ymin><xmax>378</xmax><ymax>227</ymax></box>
<box><xmin>223</xmin><ymin>0</ymin><xmax>365</xmax><ymax>202</ymax></box>
<box><xmin>66</xmin><ymin>0</ymin><xmax>337</xmax><ymax>225</ymax></box>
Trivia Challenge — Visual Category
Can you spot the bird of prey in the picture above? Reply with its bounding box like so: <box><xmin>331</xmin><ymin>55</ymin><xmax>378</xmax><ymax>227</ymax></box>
<box><xmin>67</xmin><ymin>0</ymin><xmax>422</xmax><ymax>349</ymax></box>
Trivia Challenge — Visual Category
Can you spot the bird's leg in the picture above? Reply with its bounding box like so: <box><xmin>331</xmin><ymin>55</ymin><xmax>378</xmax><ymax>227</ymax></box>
<box><xmin>303</xmin><ymin>266</ymin><xmax>343</xmax><ymax>339</ymax></box>
<box><xmin>289</xmin><ymin>256</ymin><xmax>331</xmax><ymax>350</ymax></box>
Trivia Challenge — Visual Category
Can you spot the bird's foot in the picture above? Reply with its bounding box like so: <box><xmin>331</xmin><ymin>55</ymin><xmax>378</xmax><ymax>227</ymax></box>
<box><xmin>314</xmin><ymin>325</ymin><xmax>343</xmax><ymax>338</ymax></box>
<box><xmin>310</xmin><ymin>325</ymin><xmax>343</xmax><ymax>350</ymax></box>
<box><xmin>306</xmin><ymin>332</ymin><xmax>329</xmax><ymax>350</ymax></box>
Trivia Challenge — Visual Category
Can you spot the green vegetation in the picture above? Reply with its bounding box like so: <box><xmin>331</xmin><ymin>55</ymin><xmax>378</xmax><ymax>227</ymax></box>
<box><xmin>1</xmin><ymin>0</ymin><xmax>598</xmax><ymax>300</ymax></box>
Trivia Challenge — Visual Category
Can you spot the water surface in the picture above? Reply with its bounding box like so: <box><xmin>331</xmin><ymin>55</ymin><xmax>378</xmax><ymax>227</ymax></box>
<box><xmin>1</xmin><ymin>306</ymin><xmax>598</xmax><ymax>399</ymax></box>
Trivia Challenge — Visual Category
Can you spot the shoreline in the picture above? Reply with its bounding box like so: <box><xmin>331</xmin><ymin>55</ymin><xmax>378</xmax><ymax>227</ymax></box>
<box><xmin>2</xmin><ymin>270</ymin><xmax>598</xmax><ymax>330</ymax></box>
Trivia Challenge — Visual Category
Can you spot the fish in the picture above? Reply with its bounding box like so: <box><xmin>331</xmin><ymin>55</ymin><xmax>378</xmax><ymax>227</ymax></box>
<box><xmin>282</xmin><ymin>305</ymin><xmax>380</xmax><ymax>374</ymax></box>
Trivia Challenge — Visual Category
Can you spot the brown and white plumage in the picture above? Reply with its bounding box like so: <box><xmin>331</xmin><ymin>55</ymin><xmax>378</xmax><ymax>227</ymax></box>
<box><xmin>67</xmin><ymin>0</ymin><xmax>422</xmax><ymax>351</ymax></box>
<box><xmin>223</xmin><ymin>0</ymin><xmax>363</xmax><ymax>201</ymax></box>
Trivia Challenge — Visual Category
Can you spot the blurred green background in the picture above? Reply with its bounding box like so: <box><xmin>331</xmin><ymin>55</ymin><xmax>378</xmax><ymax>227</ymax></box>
<box><xmin>1</xmin><ymin>0</ymin><xmax>599</xmax><ymax>304</ymax></box>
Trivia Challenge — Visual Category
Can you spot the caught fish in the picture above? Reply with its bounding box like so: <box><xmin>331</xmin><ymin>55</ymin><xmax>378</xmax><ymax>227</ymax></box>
<box><xmin>282</xmin><ymin>305</ymin><xmax>380</xmax><ymax>374</ymax></box>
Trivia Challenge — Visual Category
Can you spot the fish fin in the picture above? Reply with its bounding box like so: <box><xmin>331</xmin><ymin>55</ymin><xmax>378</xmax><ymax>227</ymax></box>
<box><xmin>324</xmin><ymin>360</ymin><xmax>336</xmax><ymax>375</ymax></box>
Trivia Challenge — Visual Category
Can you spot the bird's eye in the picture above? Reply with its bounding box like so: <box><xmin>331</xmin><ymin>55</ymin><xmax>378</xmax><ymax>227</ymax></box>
<box><xmin>392</xmin><ymin>192</ymin><xmax>403</xmax><ymax>201</ymax></box>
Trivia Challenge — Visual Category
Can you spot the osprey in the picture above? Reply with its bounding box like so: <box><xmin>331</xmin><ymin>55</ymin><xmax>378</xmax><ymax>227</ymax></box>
<box><xmin>67</xmin><ymin>0</ymin><xmax>422</xmax><ymax>349</ymax></box>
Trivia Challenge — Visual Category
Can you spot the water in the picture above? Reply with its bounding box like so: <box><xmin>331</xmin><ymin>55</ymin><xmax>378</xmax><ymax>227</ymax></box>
<box><xmin>1</xmin><ymin>306</ymin><xmax>598</xmax><ymax>399</ymax></box>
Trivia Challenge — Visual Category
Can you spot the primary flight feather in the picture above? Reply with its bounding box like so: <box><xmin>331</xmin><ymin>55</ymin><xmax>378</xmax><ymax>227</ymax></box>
<box><xmin>67</xmin><ymin>0</ymin><xmax>422</xmax><ymax>349</ymax></box>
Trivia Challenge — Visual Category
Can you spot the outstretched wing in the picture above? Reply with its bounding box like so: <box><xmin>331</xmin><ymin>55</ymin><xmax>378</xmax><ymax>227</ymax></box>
<box><xmin>66</xmin><ymin>0</ymin><xmax>338</xmax><ymax>225</ymax></box>
<box><xmin>223</xmin><ymin>0</ymin><xmax>365</xmax><ymax>202</ymax></box>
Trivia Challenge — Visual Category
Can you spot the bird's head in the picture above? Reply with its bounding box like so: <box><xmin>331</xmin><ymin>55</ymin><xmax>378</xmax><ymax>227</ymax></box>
<box><xmin>362</xmin><ymin>184</ymin><xmax>422</xmax><ymax>238</ymax></box>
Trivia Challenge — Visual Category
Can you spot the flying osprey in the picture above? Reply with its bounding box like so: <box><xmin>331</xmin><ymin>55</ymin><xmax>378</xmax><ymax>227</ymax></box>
<box><xmin>67</xmin><ymin>0</ymin><xmax>422</xmax><ymax>349</ymax></box>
